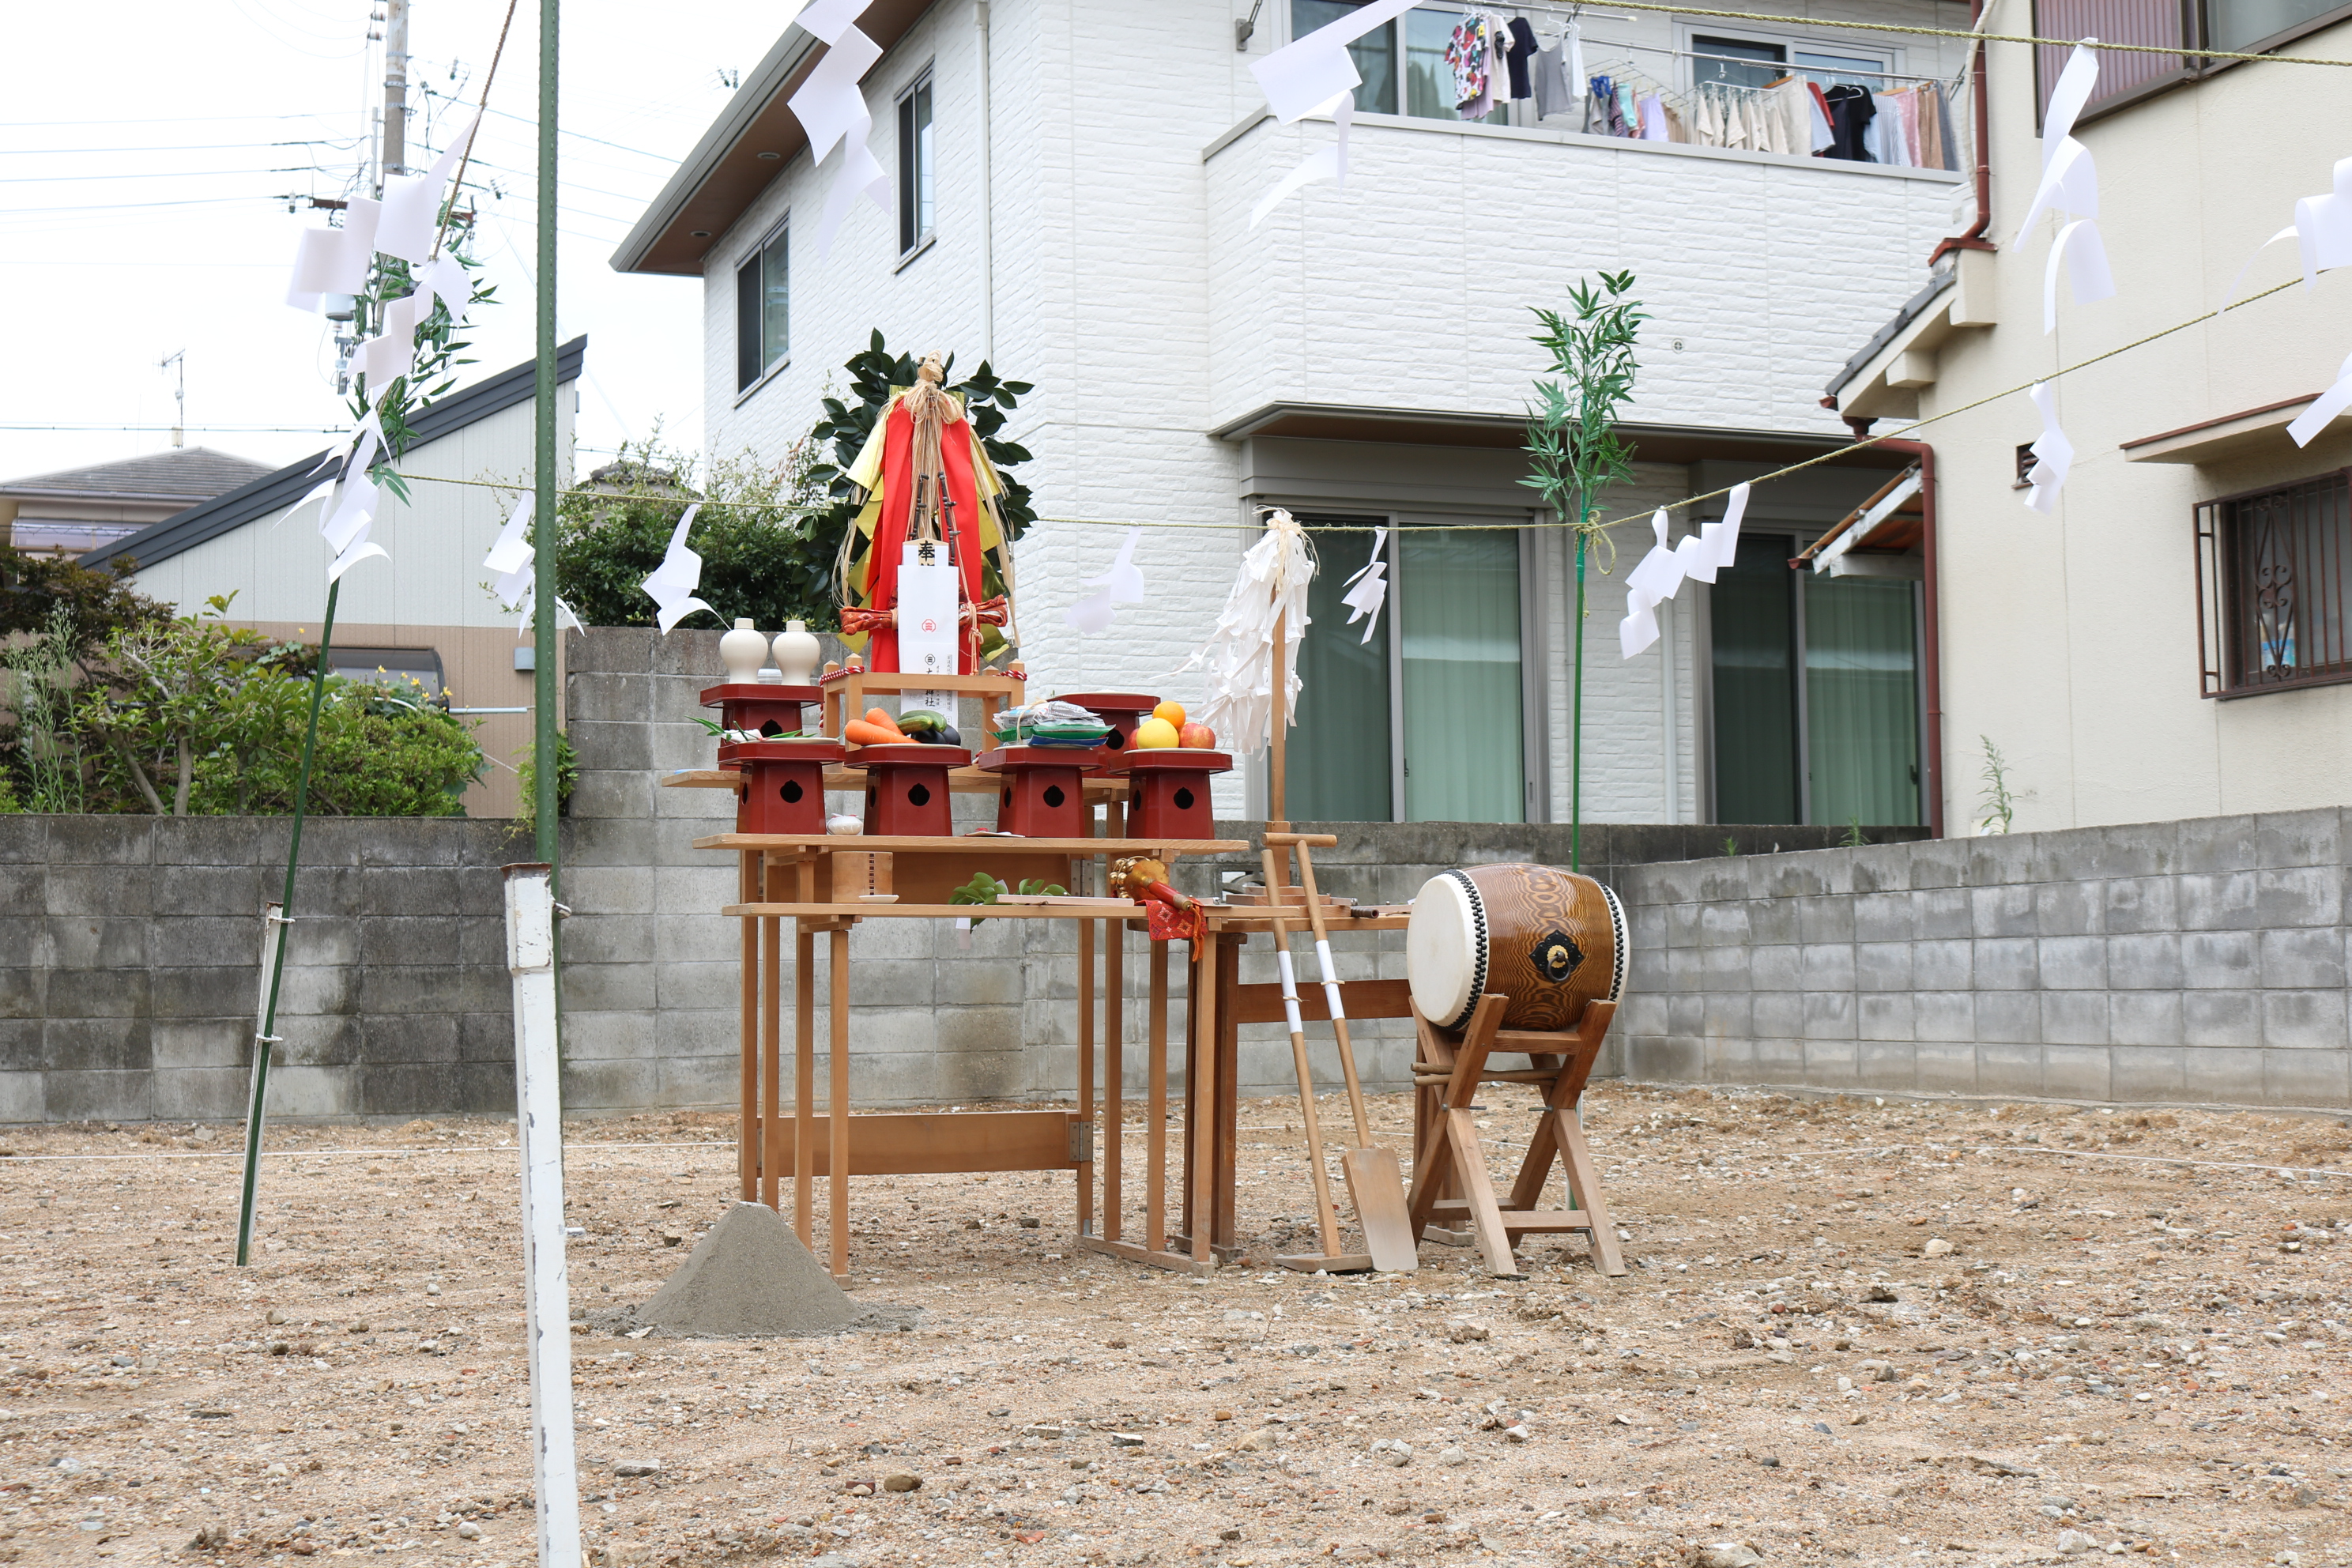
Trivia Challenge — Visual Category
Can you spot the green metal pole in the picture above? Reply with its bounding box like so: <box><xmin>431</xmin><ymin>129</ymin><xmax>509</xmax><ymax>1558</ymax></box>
<box><xmin>532</xmin><ymin>0</ymin><xmax>559</xmax><ymax>873</ymax></box>
<box><xmin>236</xmin><ymin>577</ymin><xmax>341</xmax><ymax>1266</ymax></box>
<box><xmin>1570</xmin><ymin>507</ymin><xmax>1587</xmax><ymax>875</ymax></box>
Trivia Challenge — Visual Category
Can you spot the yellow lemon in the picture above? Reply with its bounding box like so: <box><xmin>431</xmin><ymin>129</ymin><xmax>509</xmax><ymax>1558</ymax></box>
<box><xmin>1133</xmin><ymin>716</ymin><xmax>1182</xmax><ymax>748</ymax></box>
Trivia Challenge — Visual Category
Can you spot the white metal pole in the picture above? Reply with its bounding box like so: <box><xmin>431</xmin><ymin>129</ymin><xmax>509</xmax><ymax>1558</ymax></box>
<box><xmin>234</xmin><ymin>902</ymin><xmax>288</xmax><ymax>1265</ymax></box>
<box><xmin>503</xmin><ymin>863</ymin><xmax>580</xmax><ymax>1568</ymax></box>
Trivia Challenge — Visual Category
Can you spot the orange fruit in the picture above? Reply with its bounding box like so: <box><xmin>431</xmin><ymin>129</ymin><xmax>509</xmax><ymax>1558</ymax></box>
<box><xmin>1152</xmin><ymin>700</ymin><xmax>1186</xmax><ymax>727</ymax></box>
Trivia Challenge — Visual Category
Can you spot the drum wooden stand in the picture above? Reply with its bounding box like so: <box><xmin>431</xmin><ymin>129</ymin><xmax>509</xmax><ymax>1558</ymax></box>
<box><xmin>1406</xmin><ymin>994</ymin><xmax>1626</xmax><ymax>1280</ymax></box>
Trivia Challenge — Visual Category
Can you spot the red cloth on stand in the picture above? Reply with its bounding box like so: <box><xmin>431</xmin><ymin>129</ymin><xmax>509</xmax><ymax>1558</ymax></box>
<box><xmin>863</xmin><ymin>400</ymin><xmax>989</xmax><ymax>673</ymax></box>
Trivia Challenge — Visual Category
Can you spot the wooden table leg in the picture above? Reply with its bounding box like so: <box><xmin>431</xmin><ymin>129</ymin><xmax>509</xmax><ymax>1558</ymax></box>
<box><xmin>737</xmin><ymin>851</ymin><xmax>757</xmax><ymax>1202</ymax></box>
<box><xmin>1214</xmin><ymin>931</ymin><xmax>1242</xmax><ymax>1255</ymax></box>
<box><xmin>1187</xmin><ymin>936</ymin><xmax>1216</xmax><ymax>1265</ymax></box>
<box><xmin>1146</xmin><ymin>937</ymin><xmax>1167</xmax><ymax>1255</ymax></box>
<box><xmin>794</xmin><ymin>865</ymin><xmax>816</xmax><ymax>1248</ymax></box>
<box><xmin>828</xmin><ymin>924</ymin><xmax>851</xmax><ymax>1282</ymax></box>
<box><xmin>760</xmin><ymin>854</ymin><xmax>783</xmax><ymax>1212</ymax></box>
<box><xmin>1104</xmin><ymin>915</ymin><xmax>1122</xmax><ymax>1240</ymax></box>
<box><xmin>1078</xmin><ymin>918</ymin><xmax>1095</xmax><ymax>1238</ymax></box>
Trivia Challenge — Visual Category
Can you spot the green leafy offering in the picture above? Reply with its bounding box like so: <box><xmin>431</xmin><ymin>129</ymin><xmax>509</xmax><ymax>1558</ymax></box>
<box><xmin>946</xmin><ymin>873</ymin><xmax>1065</xmax><ymax>925</ymax></box>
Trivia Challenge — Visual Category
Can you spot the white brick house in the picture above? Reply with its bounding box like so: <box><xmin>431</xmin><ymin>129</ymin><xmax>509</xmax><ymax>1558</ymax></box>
<box><xmin>615</xmin><ymin>0</ymin><xmax>1968</xmax><ymax>828</ymax></box>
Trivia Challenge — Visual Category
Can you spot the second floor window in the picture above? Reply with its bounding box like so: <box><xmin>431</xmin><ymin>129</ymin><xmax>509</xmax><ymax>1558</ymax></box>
<box><xmin>1290</xmin><ymin>2</ymin><xmax>1468</xmax><ymax>121</ymax></box>
<box><xmin>734</xmin><ymin>219</ymin><xmax>788</xmax><ymax>393</ymax></box>
<box><xmin>2036</xmin><ymin>0</ymin><xmax>2352</xmax><ymax>122</ymax></box>
<box><xmin>897</xmin><ymin>74</ymin><xmax>934</xmax><ymax>255</ymax></box>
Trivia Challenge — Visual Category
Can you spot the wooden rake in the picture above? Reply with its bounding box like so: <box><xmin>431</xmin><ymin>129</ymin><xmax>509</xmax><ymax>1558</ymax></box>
<box><xmin>1262</xmin><ymin>832</ymin><xmax>1419</xmax><ymax>1274</ymax></box>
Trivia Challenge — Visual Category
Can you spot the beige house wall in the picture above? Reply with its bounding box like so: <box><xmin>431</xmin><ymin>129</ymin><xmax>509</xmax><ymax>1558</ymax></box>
<box><xmin>1842</xmin><ymin>18</ymin><xmax>2352</xmax><ymax>834</ymax></box>
<box><xmin>118</xmin><ymin>386</ymin><xmax>576</xmax><ymax>820</ymax></box>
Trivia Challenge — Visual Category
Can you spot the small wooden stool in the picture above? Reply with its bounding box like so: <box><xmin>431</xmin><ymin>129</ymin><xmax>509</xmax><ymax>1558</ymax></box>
<box><xmin>1405</xmin><ymin>994</ymin><xmax>1625</xmax><ymax>1279</ymax></box>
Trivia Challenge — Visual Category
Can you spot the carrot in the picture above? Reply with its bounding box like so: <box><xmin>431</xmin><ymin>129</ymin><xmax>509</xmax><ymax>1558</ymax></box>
<box><xmin>845</xmin><ymin>718</ymin><xmax>904</xmax><ymax>747</ymax></box>
<box><xmin>862</xmin><ymin>707</ymin><xmax>906</xmax><ymax>737</ymax></box>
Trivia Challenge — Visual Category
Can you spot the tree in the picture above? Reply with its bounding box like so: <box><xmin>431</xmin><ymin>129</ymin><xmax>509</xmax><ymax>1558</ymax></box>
<box><xmin>0</xmin><ymin>544</ymin><xmax>169</xmax><ymax>654</ymax></box>
<box><xmin>551</xmin><ymin>438</ymin><xmax>838</xmax><ymax>631</ymax></box>
<box><xmin>1522</xmin><ymin>271</ymin><xmax>1647</xmax><ymax>873</ymax></box>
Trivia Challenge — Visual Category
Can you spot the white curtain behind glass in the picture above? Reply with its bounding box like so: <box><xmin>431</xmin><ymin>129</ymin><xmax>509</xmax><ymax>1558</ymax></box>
<box><xmin>1804</xmin><ymin>574</ymin><xmax>1920</xmax><ymax>826</ymax></box>
<box><xmin>1400</xmin><ymin>526</ymin><xmax>1523</xmax><ymax>822</ymax></box>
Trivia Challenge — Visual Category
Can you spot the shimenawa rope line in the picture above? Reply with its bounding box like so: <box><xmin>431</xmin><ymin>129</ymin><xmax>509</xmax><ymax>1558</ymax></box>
<box><xmin>390</xmin><ymin>277</ymin><xmax>2308</xmax><ymax>545</ymax></box>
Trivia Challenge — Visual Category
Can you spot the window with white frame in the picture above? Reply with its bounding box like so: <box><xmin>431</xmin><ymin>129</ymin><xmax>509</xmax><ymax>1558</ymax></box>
<box><xmin>1679</xmin><ymin>24</ymin><xmax>1898</xmax><ymax>92</ymax></box>
<box><xmin>896</xmin><ymin>72</ymin><xmax>934</xmax><ymax>255</ymax></box>
<box><xmin>734</xmin><ymin>218</ymin><xmax>789</xmax><ymax>393</ymax></box>
<box><xmin>1287</xmin><ymin>2</ymin><xmax>1484</xmax><ymax>122</ymax></box>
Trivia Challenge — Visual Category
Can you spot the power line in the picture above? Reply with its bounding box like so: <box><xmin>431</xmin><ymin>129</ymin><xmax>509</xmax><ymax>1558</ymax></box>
<box><xmin>0</xmin><ymin>167</ymin><xmax>334</xmax><ymax>184</ymax></box>
<box><xmin>0</xmin><ymin>138</ymin><xmax>365</xmax><ymax>156</ymax></box>
<box><xmin>0</xmin><ymin>422</ymin><xmax>346</xmax><ymax>433</ymax></box>
<box><xmin>0</xmin><ymin>111</ymin><xmax>351</xmax><ymax>128</ymax></box>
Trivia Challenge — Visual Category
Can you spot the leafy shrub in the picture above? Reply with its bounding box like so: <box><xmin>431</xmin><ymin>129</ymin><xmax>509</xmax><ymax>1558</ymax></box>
<box><xmin>2</xmin><ymin>595</ymin><xmax>484</xmax><ymax>816</ymax></box>
<box><xmin>552</xmin><ymin>438</ymin><xmax>836</xmax><ymax>632</ymax></box>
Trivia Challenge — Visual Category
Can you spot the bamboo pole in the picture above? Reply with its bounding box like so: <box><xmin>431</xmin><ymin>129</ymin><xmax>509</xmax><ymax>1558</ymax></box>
<box><xmin>235</xmin><ymin>578</ymin><xmax>341</xmax><ymax>1267</ymax></box>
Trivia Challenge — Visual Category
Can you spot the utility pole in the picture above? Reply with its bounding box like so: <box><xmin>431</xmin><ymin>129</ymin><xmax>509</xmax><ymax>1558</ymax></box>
<box><xmin>383</xmin><ymin>0</ymin><xmax>409</xmax><ymax>177</ymax></box>
<box><xmin>158</xmin><ymin>351</ymin><xmax>185</xmax><ymax>448</ymax></box>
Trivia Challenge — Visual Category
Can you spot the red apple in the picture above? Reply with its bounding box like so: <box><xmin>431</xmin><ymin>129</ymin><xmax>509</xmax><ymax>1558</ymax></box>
<box><xmin>1178</xmin><ymin>722</ymin><xmax>1216</xmax><ymax>749</ymax></box>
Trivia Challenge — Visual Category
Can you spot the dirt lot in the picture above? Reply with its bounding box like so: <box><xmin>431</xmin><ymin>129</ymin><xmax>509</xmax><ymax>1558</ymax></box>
<box><xmin>2</xmin><ymin>1084</ymin><xmax>2348</xmax><ymax>1568</ymax></box>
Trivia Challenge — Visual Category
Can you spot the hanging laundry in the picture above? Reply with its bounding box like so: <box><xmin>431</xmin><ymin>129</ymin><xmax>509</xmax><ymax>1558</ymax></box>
<box><xmin>1585</xmin><ymin>76</ymin><xmax>1627</xmax><ymax>137</ymax></box>
<box><xmin>1638</xmin><ymin>92</ymin><xmax>1669</xmax><ymax>141</ymax></box>
<box><xmin>1618</xmin><ymin>82</ymin><xmax>1640</xmax><ymax>138</ymax></box>
<box><xmin>1694</xmin><ymin>83</ymin><xmax>1722</xmax><ymax>145</ymax></box>
<box><xmin>1807</xmin><ymin>81</ymin><xmax>1835</xmax><ymax>153</ymax></box>
<box><xmin>1504</xmin><ymin>17</ymin><xmax>1539</xmax><ymax>100</ymax></box>
<box><xmin>1532</xmin><ymin>42</ymin><xmax>1574</xmax><ymax>118</ymax></box>
<box><xmin>1445</xmin><ymin>14</ymin><xmax>1492</xmax><ymax>113</ymax></box>
<box><xmin>1822</xmin><ymin>84</ymin><xmax>1877</xmax><ymax>161</ymax></box>
<box><xmin>1768</xmin><ymin>80</ymin><xmax>1812</xmax><ymax>158</ymax></box>
<box><xmin>1932</xmin><ymin>83</ymin><xmax>1958</xmax><ymax>171</ymax></box>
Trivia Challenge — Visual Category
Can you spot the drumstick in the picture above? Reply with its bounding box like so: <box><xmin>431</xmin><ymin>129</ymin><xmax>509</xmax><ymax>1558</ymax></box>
<box><xmin>1290</xmin><ymin>842</ymin><xmax>1374</xmax><ymax>1149</ymax></box>
<box><xmin>1261</xmin><ymin>843</ymin><xmax>1345</xmax><ymax>1262</ymax></box>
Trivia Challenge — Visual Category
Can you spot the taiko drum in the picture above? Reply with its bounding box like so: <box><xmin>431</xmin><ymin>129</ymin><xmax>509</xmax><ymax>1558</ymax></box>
<box><xmin>1405</xmin><ymin>863</ymin><xmax>1628</xmax><ymax>1033</ymax></box>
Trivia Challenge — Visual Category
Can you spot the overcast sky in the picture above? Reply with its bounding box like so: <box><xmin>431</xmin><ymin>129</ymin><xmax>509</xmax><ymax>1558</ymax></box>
<box><xmin>1</xmin><ymin>0</ymin><xmax>774</xmax><ymax>488</ymax></box>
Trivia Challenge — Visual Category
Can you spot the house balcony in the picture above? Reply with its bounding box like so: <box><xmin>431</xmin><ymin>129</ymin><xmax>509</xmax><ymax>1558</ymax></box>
<box><xmin>1200</xmin><ymin>105</ymin><xmax>1968</xmax><ymax>447</ymax></box>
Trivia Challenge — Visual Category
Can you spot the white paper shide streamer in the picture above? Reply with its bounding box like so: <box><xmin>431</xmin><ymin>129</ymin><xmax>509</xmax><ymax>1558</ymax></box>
<box><xmin>482</xmin><ymin>494</ymin><xmax>582</xmax><ymax>634</ymax></box>
<box><xmin>2015</xmin><ymin>41</ymin><xmax>2115</xmax><ymax>333</ymax></box>
<box><xmin>1176</xmin><ymin>510</ymin><xmax>1315</xmax><ymax>753</ymax></box>
<box><xmin>1247</xmin><ymin>0</ymin><xmax>1418</xmax><ymax>228</ymax></box>
<box><xmin>641</xmin><ymin>505</ymin><xmax>716</xmax><ymax>634</ymax></box>
<box><xmin>1065</xmin><ymin>526</ymin><xmax>1146</xmax><ymax>635</ymax></box>
<box><xmin>2287</xmin><ymin>349</ymin><xmax>2352</xmax><ymax>448</ymax></box>
<box><xmin>1619</xmin><ymin>484</ymin><xmax>1745</xmax><ymax>659</ymax></box>
<box><xmin>1340</xmin><ymin>529</ymin><xmax>1389</xmax><ymax>643</ymax></box>
<box><xmin>284</xmin><ymin>415</ymin><xmax>390</xmax><ymax>584</ymax></box>
<box><xmin>2022</xmin><ymin>382</ymin><xmax>2073</xmax><ymax>513</ymax></box>
<box><xmin>788</xmin><ymin>0</ymin><xmax>891</xmax><ymax>258</ymax></box>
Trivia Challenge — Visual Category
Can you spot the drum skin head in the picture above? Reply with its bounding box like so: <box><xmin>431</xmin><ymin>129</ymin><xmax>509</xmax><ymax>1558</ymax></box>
<box><xmin>1406</xmin><ymin>872</ymin><xmax>1483</xmax><ymax>1031</ymax></box>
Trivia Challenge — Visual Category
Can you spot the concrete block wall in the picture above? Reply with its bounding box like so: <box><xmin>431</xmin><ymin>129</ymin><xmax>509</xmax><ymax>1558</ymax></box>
<box><xmin>558</xmin><ymin>626</ymin><xmax>1912</xmax><ymax>1110</ymax></box>
<box><xmin>0</xmin><ymin>813</ymin><xmax>522</xmax><ymax>1125</ymax></box>
<box><xmin>1614</xmin><ymin>811</ymin><xmax>2352</xmax><ymax>1109</ymax></box>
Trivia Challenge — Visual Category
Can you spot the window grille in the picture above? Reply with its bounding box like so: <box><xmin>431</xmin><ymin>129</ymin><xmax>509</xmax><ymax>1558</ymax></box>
<box><xmin>2195</xmin><ymin>469</ymin><xmax>2352</xmax><ymax>698</ymax></box>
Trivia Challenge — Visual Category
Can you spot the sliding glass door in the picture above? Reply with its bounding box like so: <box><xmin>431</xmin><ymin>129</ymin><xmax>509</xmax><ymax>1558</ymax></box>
<box><xmin>1291</xmin><ymin>516</ymin><xmax>1394</xmax><ymax>821</ymax></box>
<box><xmin>1709</xmin><ymin>533</ymin><xmax>1921</xmax><ymax>827</ymax></box>
<box><xmin>1289</xmin><ymin>515</ymin><xmax>1527</xmax><ymax>823</ymax></box>
<box><xmin>1400</xmin><ymin>525</ymin><xmax>1523</xmax><ymax>822</ymax></box>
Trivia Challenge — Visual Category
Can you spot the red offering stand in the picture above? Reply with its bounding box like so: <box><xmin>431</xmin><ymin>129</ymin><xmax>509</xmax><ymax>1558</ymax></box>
<box><xmin>1114</xmin><ymin>750</ymin><xmax>1232</xmax><ymax>839</ymax></box>
<box><xmin>850</xmin><ymin>744</ymin><xmax>971</xmax><ymax>836</ymax></box>
<box><xmin>701</xmin><ymin>682</ymin><xmax>823</xmax><ymax>739</ymax></box>
<box><xmin>976</xmin><ymin>745</ymin><xmax>1098</xmax><ymax>837</ymax></box>
<box><xmin>718</xmin><ymin>737</ymin><xmax>845</xmax><ymax>835</ymax></box>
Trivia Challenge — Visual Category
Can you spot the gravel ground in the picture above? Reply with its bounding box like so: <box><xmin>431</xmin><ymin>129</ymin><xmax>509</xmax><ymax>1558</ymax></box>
<box><xmin>2</xmin><ymin>1084</ymin><xmax>2348</xmax><ymax>1568</ymax></box>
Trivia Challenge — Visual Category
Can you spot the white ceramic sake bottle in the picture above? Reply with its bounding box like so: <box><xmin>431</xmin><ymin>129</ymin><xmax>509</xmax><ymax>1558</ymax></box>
<box><xmin>719</xmin><ymin>618</ymin><xmax>769</xmax><ymax>683</ymax></box>
<box><xmin>772</xmin><ymin>620</ymin><xmax>821</xmax><ymax>685</ymax></box>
